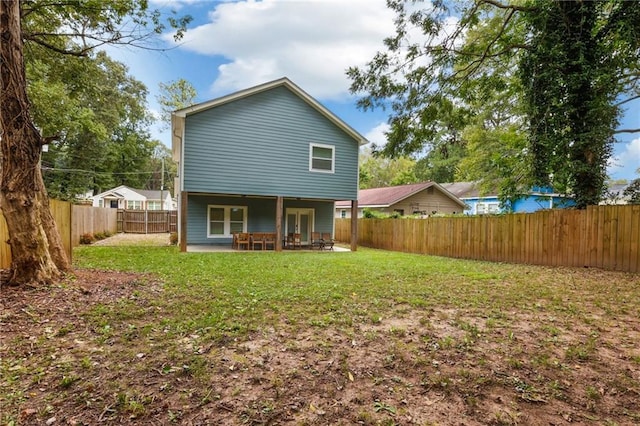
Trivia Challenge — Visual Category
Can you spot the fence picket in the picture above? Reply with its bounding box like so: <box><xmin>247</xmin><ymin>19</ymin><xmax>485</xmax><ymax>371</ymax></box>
<box><xmin>336</xmin><ymin>205</ymin><xmax>640</xmax><ymax>273</ymax></box>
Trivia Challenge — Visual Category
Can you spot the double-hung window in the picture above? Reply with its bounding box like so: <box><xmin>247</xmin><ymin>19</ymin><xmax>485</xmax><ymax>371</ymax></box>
<box><xmin>476</xmin><ymin>202</ymin><xmax>500</xmax><ymax>214</ymax></box>
<box><xmin>309</xmin><ymin>143</ymin><xmax>335</xmax><ymax>173</ymax></box>
<box><xmin>126</xmin><ymin>200</ymin><xmax>143</xmax><ymax>210</ymax></box>
<box><xmin>208</xmin><ymin>205</ymin><xmax>247</xmax><ymax>238</ymax></box>
<box><xmin>147</xmin><ymin>201</ymin><xmax>162</xmax><ymax>211</ymax></box>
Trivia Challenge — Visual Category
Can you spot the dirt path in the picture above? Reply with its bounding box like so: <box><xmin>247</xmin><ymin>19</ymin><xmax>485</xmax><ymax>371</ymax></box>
<box><xmin>91</xmin><ymin>233</ymin><xmax>171</xmax><ymax>246</ymax></box>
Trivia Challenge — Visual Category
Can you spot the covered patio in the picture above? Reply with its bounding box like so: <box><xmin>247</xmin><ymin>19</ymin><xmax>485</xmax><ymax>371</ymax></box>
<box><xmin>187</xmin><ymin>244</ymin><xmax>351</xmax><ymax>253</ymax></box>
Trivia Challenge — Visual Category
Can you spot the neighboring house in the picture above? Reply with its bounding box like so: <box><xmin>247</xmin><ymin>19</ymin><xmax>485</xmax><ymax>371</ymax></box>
<box><xmin>441</xmin><ymin>182</ymin><xmax>575</xmax><ymax>214</ymax></box>
<box><xmin>92</xmin><ymin>185</ymin><xmax>174</xmax><ymax>210</ymax></box>
<box><xmin>335</xmin><ymin>182</ymin><xmax>466</xmax><ymax>218</ymax></box>
<box><xmin>171</xmin><ymin>77</ymin><xmax>366</xmax><ymax>250</ymax></box>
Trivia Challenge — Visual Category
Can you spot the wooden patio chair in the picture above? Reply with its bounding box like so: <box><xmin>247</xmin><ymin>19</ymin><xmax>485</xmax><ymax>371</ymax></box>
<box><xmin>263</xmin><ymin>233</ymin><xmax>276</xmax><ymax>250</ymax></box>
<box><xmin>287</xmin><ymin>233</ymin><xmax>302</xmax><ymax>249</ymax></box>
<box><xmin>311</xmin><ymin>231</ymin><xmax>324</xmax><ymax>250</ymax></box>
<box><xmin>321</xmin><ymin>233</ymin><xmax>334</xmax><ymax>251</ymax></box>
<box><xmin>236</xmin><ymin>232</ymin><xmax>251</xmax><ymax>250</ymax></box>
<box><xmin>252</xmin><ymin>232</ymin><xmax>265</xmax><ymax>250</ymax></box>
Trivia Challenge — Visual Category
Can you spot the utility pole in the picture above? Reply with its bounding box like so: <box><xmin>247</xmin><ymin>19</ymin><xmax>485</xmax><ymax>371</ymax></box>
<box><xmin>160</xmin><ymin>157</ymin><xmax>165</xmax><ymax>211</ymax></box>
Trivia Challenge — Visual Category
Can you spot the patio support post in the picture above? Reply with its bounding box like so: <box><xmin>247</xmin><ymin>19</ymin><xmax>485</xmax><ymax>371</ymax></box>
<box><xmin>179</xmin><ymin>191</ymin><xmax>188</xmax><ymax>252</ymax></box>
<box><xmin>275</xmin><ymin>196</ymin><xmax>283</xmax><ymax>251</ymax></box>
<box><xmin>350</xmin><ymin>199</ymin><xmax>358</xmax><ymax>252</ymax></box>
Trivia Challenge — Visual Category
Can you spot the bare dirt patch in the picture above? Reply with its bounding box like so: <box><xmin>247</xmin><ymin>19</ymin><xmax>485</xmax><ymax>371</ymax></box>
<box><xmin>2</xmin><ymin>268</ymin><xmax>640</xmax><ymax>425</ymax></box>
<box><xmin>91</xmin><ymin>233</ymin><xmax>171</xmax><ymax>247</ymax></box>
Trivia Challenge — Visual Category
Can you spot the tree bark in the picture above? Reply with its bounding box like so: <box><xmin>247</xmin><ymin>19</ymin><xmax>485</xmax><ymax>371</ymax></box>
<box><xmin>0</xmin><ymin>0</ymin><xmax>70</xmax><ymax>286</ymax></box>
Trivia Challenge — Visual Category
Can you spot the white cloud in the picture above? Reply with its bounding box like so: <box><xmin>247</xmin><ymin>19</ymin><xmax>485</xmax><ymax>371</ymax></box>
<box><xmin>609</xmin><ymin>138</ymin><xmax>640</xmax><ymax>180</ymax></box>
<box><xmin>168</xmin><ymin>0</ymin><xmax>395</xmax><ymax>100</ymax></box>
<box><xmin>149</xmin><ymin>0</ymin><xmax>206</xmax><ymax>9</ymax></box>
<box><xmin>363</xmin><ymin>122</ymin><xmax>390</xmax><ymax>148</ymax></box>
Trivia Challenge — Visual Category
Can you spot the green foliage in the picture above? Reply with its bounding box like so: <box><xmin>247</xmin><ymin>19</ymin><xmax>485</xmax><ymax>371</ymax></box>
<box><xmin>20</xmin><ymin>1</ymin><xmax>192</xmax><ymax>200</ymax></box>
<box><xmin>349</xmin><ymin>0</ymin><xmax>640</xmax><ymax>208</ymax></box>
<box><xmin>457</xmin><ymin>124</ymin><xmax>530</xmax><ymax>204</ymax></box>
<box><xmin>156</xmin><ymin>79</ymin><xmax>198</xmax><ymax>130</ymax></box>
<box><xmin>519</xmin><ymin>0</ymin><xmax>633</xmax><ymax>208</ymax></box>
<box><xmin>359</xmin><ymin>150</ymin><xmax>418</xmax><ymax>189</ymax></box>
<box><xmin>623</xmin><ymin>179</ymin><xmax>640</xmax><ymax>204</ymax></box>
<box><xmin>413</xmin><ymin>142</ymin><xmax>466</xmax><ymax>184</ymax></box>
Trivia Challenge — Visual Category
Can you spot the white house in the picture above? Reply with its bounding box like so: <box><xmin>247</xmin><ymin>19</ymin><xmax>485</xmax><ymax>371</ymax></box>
<box><xmin>92</xmin><ymin>185</ymin><xmax>174</xmax><ymax>210</ymax></box>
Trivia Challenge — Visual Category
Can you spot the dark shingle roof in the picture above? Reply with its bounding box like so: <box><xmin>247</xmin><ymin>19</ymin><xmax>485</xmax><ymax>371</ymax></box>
<box><xmin>128</xmin><ymin>188</ymin><xmax>171</xmax><ymax>200</ymax></box>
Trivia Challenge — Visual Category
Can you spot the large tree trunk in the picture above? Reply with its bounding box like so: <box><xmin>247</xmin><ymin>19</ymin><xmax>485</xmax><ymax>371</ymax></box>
<box><xmin>0</xmin><ymin>1</ymin><xmax>71</xmax><ymax>286</ymax></box>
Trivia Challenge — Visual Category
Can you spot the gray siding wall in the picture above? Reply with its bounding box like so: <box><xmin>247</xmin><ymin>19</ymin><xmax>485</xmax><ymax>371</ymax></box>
<box><xmin>187</xmin><ymin>194</ymin><xmax>335</xmax><ymax>246</ymax></box>
<box><xmin>183</xmin><ymin>86</ymin><xmax>359</xmax><ymax>200</ymax></box>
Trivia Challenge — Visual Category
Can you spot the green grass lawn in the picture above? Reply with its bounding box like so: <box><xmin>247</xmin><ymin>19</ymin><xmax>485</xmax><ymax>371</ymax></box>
<box><xmin>2</xmin><ymin>245</ymin><xmax>639</xmax><ymax>425</ymax></box>
<box><xmin>74</xmin><ymin>246</ymin><xmax>636</xmax><ymax>337</ymax></box>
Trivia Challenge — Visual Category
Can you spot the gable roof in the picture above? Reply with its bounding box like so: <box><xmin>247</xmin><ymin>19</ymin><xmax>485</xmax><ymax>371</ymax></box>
<box><xmin>130</xmin><ymin>188</ymin><xmax>171</xmax><ymax>200</ymax></box>
<box><xmin>336</xmin><ymin>182</ymin><xmax>466</xmax><ymax>208</ymax></box>
<box><xmin>93</xmin><ymin>185</ymin><xmax>171</xmax><ymax>201</ymax></box>
<box><xmin>172</xmin><ymin>77</ymin><xmax>369</xmax><ymax>146</ymax></box>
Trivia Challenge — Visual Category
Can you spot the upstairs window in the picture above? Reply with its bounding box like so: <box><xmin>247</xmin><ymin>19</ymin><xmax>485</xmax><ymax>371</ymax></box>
<box><xmin>309</xmin><ymin>143</ymin><xmax>335</xmax><ymax>173</ymax></box>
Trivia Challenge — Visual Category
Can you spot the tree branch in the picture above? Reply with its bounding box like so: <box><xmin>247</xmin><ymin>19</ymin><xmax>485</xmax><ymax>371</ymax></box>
<box><xmin>447</xmin><ymin>8</ymin><xmax>525</xmax><ymax>83</ymax></box>
<box><xmin>478</xmin><ymin>0</ymin><xmax>538</xmax><ymax>13</ymax></box>
<box><xmin>614</xmin><ymin>128</ymin><xmax>640</xmax><ymax>134</ymax></box>
<box><xmin>615</xmin><ymin>94</ymin><xmax>640</xmax><ymax>107</ymax></box>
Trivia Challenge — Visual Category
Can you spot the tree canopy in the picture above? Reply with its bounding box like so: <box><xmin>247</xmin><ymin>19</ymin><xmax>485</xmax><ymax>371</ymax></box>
<box><xmin>348</xmin><ymin>0</ymin><xmax>640</xmax><ymax>208</ymax></box>
<box><xmin>20</xmin><ymin>1</ymin><xmax>192</xmax><ymax>201</ymax></box>
<box><xmin>0</xmin><ymin>0</ymin><xmax>190</xmax><ymax>286</ymax></box>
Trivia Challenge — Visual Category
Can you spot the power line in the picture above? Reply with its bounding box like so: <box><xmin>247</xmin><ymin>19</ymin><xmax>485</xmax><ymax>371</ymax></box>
<box><xmin>41</xmin><ymin>166</ymin><xmax>170</xmax><ymax>177</ymax></box>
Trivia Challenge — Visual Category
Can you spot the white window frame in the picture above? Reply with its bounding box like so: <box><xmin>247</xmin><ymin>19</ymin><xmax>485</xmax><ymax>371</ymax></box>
<box><xmin>207</xmin><ymin>205</ymin><xmax>248</xmax><ymax>238</ymax></box>
<box><xmin>476</xmin><ymin>202</ymin><xmax>500</xmax><ymax>215</ymax></box>
<box><xmin>309</xmin><ymin>143</ymin><xmax>335</xmax><ymax>173</ymax></box>
<box><xmin>147</xmin><ymin>200</ymin><xmax>162</xmax><ymax>211</ymax></box>
<box><xmin>126</xmin><ymin>200</ymin><xmax>143</xmax><ymax>210</ymax></box>
<box><xmin>487</xmin><ymin>203</ymin><xmax>500</xmax><ymax>214</ymax></box>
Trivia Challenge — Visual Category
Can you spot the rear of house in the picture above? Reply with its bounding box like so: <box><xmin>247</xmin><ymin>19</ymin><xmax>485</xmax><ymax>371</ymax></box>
<box><xmin>172</xmin><ymin>78</ymin><xmax>365</xmax><ymax>250</ymax></box>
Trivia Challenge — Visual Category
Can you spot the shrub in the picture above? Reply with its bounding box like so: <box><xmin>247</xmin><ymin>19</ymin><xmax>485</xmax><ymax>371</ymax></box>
<box><xmin>170</xmin><ymin>232</ymin><xmax>178</xmax><ymax>245</ymax></box>
<box><xmin>79</xmin><ymin>233</ymin><xmax>94</xmax><ymax>245</ymax></box>
<box><xmin>94</xmin><ymin>232</ymin><xmax>106</xmax><ymax>241</ymax></box>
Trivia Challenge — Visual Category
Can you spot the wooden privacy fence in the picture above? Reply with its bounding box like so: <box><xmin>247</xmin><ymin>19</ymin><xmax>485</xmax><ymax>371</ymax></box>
<box><xmin>0</xmin><ymin>200</ymin><xmax>118</xmax><ymax>269</ymax></box>
<box><xmin>336</xmin><ymin>204</ymin><xmax>640</xmax><ymax>273</ymax></box>
<box><xmin>73</xmin><ymin>205</ymin><xmax>118</xmax><ymax>246</ymax></box>
<box><xmin>117</xmin><ymin>210</ymin><xmax>177</xmax><ymax>234</ymax></box>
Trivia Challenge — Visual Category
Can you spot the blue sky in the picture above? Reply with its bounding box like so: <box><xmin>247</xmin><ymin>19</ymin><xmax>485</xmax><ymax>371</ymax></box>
<box><xmin>110</xmin><ymin>0</ymin><xmax>639</xmax><ymax>181</ymax></box>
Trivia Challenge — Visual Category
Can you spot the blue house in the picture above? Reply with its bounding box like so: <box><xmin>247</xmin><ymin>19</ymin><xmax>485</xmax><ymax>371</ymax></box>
<box><xmin>171</xmin><ymin>78</ymin><xmax>366</xmax><ymax>251</ymax></box>
<box><xmin>441</xmin><ymin>182</ymin><xmax>575</xmax><ymax>214</ymax></box>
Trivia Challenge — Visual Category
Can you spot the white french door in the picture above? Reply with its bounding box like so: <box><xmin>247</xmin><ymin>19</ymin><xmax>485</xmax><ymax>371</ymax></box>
<box><xmin>285</xmin><ymin>208</ymin><xmax>314</xmax><ymax>246</ymax></box>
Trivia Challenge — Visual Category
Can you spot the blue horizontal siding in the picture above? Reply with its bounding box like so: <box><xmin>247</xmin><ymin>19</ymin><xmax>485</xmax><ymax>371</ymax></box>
<box><xmin>187</xmin><ymin>194</ymin><xmax>335</xmax><ymax>246</ymax></box>
<box><xmin>183</xmin><ymin>86</ymin><xmax>358</xmax><ymax>200</ymax></box>
<box><xmin>464</xmin><ymin>195</ymin><xmax>576</xmax><ymax>214</ymax></box>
